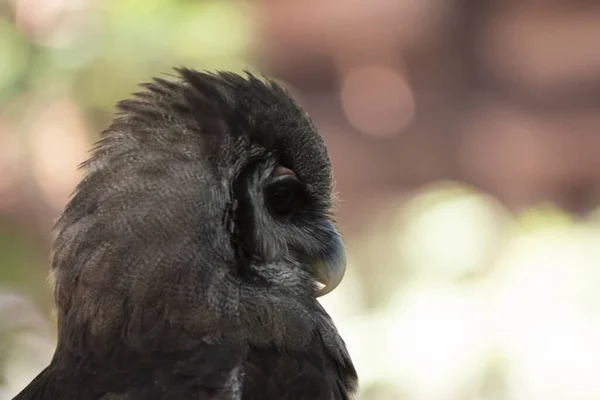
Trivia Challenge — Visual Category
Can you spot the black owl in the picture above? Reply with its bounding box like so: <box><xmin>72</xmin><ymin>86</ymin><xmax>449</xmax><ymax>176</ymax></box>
<box><xmin>13</xmin><ymin>69</ymin><xmax>358</xmax><ymax>399</ymax></box>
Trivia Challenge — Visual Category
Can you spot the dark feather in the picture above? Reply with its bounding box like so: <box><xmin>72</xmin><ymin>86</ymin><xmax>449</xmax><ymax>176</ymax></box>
<box><xmin>13</xmin><ymin>68</ymin><xmax>357</xmax><ymax>400</ymax></box>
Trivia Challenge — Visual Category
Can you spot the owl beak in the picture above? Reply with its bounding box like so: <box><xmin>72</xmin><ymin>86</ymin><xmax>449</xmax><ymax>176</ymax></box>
<box><xmin>310</xmin><ymin>244</ymin><xmax>347</xmax><ymax>298</ymax></box>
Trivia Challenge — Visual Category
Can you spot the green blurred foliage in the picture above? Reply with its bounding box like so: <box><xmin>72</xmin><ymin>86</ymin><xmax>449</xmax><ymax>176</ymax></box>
<box><xmin>0</xmin><ymin>0</ymin><xmax>253</xmax><ymax>300</ymax></box>
<box><xmin>0</xmin><ymin>0</ymin><xmax>253</xmax><ymax>129</ymax></box>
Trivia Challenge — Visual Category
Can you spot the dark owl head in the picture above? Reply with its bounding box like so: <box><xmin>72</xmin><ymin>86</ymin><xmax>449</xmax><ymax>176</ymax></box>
<box><xmin>50</xmin><ymin>69</ymin><xmax>348</xmax><ymax>354</ymax></box>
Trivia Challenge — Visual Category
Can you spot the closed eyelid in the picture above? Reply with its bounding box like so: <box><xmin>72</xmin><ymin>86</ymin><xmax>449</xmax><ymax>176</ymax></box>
<box><xmin>273</xmin><ymin>165</ymin><xmax>295</xmax><ymax>177</ymax></box>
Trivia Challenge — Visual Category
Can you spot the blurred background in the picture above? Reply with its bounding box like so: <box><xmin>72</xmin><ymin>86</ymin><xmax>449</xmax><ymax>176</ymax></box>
<box><xmin>1</xmin><ymin>0</ymin><xmax>600</xmax><ymax>399</ymax></box>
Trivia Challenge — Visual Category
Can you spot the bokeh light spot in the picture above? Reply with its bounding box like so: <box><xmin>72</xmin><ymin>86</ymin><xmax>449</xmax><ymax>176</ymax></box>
<box><xmin>340</xmin><ymin>64</ymin><xmax>415</xmax><ymax>138</ymax></box>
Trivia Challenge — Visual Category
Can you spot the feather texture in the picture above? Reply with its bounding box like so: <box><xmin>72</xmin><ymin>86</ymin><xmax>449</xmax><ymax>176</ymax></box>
<box><xmin>13</xmin><ymin>69</ymin><xmax>357</xmax><ymax>400</ymax></box>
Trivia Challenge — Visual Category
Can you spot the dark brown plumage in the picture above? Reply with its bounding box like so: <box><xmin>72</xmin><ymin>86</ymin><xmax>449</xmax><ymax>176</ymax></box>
<box><xmin>14</xmin><ymin>68</ymin><xmax>358</xmax><ymax>399</ymax></box>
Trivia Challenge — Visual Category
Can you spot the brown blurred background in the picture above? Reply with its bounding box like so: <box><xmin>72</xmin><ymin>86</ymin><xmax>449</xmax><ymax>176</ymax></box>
<box><xmin>2</xmin><ymin>1</ymin><xmax>600</xmax><ymax>399</ymax></box>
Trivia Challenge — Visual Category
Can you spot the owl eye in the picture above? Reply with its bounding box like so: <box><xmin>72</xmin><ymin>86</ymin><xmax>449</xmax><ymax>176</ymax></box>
<box><xmin>265</xmin><ymin>175</ymin><xmax>306</xmax><ymax>217</ymax></box>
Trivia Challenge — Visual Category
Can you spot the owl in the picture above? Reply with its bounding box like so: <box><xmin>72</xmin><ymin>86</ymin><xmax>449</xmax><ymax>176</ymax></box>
<box><xmin>14</xmin><ymin>69</ymin><xmax>358</xmax><ymax>400</ymax></box>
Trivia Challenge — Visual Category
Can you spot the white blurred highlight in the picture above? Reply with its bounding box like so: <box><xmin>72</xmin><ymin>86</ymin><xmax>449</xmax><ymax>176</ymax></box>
<box><xmin>318</xmin><ymin>183</ymin><xmax>600</xmax><ymax>400</ymax></box>
<box><xmin>380</xmin><ymin>285</ymin><xmax>488</xmax><ymax>399</ymax></box>
<box><xmin>396</xmin><ymin>185</ymin><xmax>509</xmax><ymax>280</ymax></box>
<box><xmin>0</xmin><ymin>291</ymin><xmax>55</xmax><ymax>399</ymax></box>
<box><xmin>493</xmin><ymin>229</ymin><xmax>600</xmax><ymax>400</ymax></box>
